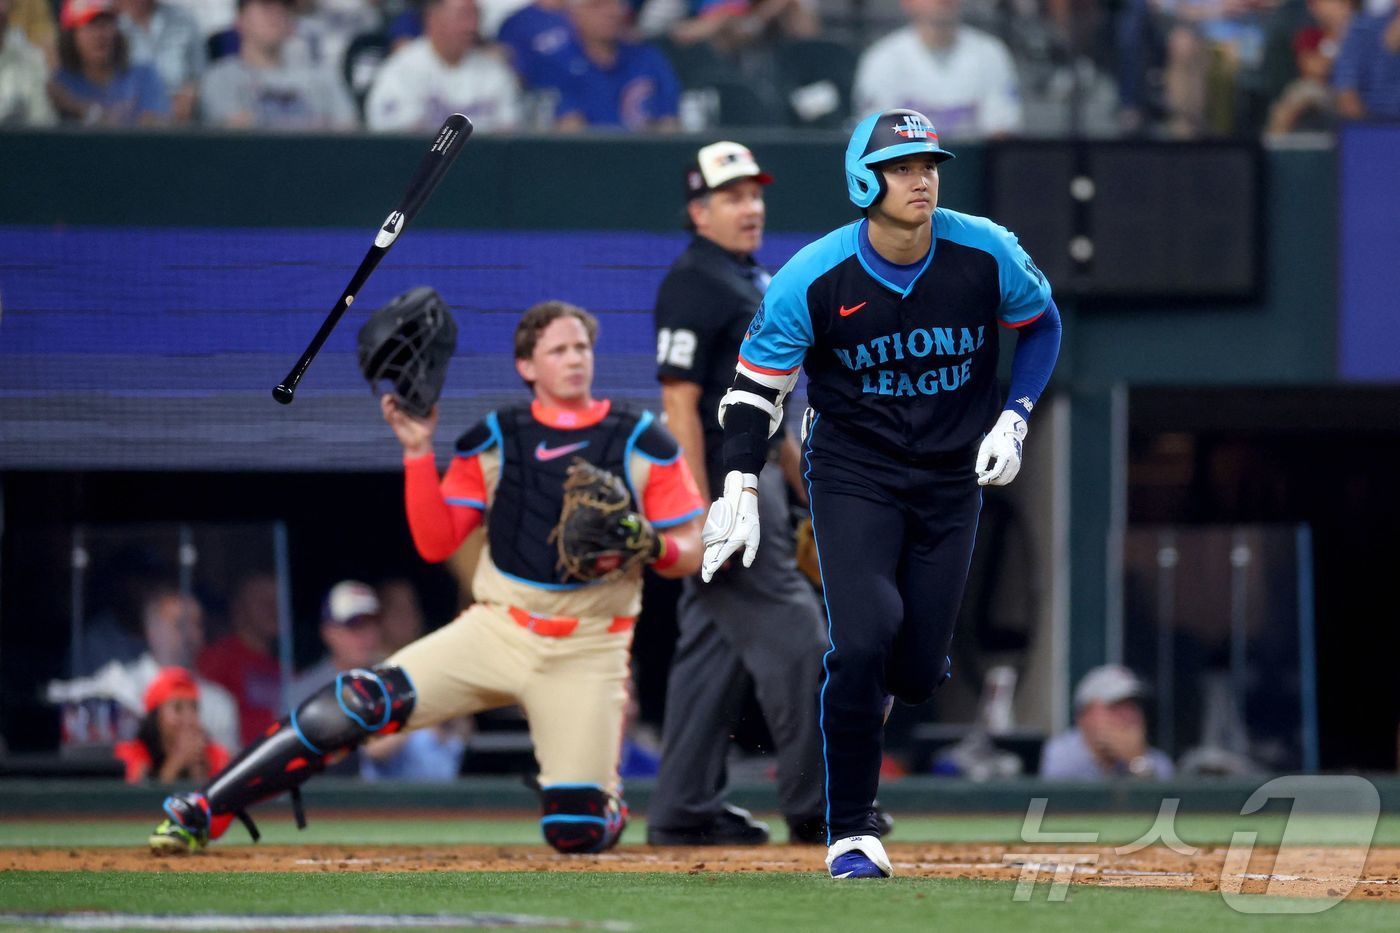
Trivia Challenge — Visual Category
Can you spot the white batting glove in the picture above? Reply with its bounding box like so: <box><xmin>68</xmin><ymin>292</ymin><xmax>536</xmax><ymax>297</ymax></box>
<box><xmin>976</xmin><ymin>410</ymin><xmax>1028</xmax><ymax>486</ymax></box>
<box><xmin>700</xmin><ymin>471</ymin><xmax>761</xmax><ymax>582</ymax></box>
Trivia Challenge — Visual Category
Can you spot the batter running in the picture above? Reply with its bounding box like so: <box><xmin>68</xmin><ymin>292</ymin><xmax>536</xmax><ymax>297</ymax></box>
<box><xmin>699</xmin><ymin>109</ymin><xmax>1062</xmax><ymax>879</ymax></box>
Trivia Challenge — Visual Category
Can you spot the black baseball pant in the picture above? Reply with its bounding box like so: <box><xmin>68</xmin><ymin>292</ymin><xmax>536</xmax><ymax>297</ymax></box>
<box><xmin>803</xmin><ymin>415</ymin><xmax>982</xmax><ymax>842</ymax></box>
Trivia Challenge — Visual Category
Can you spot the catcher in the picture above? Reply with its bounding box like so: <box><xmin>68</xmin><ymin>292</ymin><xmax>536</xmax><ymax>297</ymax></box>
<box><xmin>149</xmin><ymin>295</ymin><xmax>704</xmax><ymax>855</ymax></box>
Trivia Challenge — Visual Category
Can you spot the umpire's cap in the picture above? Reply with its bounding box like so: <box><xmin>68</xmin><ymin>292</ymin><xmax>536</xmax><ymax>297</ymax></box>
<box><xmin>685</xmin><ymin>141</ymin><xmax>773</xmax><ymax>201</ymax></box>
<box><xmin>845</xmin><ymin>109</ymin><xmax>955</xmax><ymax>210</ymax></box>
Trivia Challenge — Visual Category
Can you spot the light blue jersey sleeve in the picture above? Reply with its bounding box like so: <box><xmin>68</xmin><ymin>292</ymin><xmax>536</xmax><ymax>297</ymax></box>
<box><xmin>737</xmin><ymin>225</ymin><xmax>857</xmax><ymax>373</ymax></box>
<box><xmin>937</xmin><ymin>210</ymin><xmax>1052</xmax><ymax>327</ymax></box>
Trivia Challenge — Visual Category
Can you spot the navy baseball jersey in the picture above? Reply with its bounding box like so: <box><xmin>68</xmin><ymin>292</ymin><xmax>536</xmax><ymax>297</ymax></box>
<box><xmin>738</xmin><ymin>209</ymin><xmax>1051</xmax><ymax>459</ymax></box>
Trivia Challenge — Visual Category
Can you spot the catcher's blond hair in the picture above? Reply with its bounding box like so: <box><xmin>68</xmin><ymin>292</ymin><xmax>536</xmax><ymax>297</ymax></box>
<box><xmin>514</xmin><ymin>300</ymin><xmax>599</xmax><ymax>362</ymax></box>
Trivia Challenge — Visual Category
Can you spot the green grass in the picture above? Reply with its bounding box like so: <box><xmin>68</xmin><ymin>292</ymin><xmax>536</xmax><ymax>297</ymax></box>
<box><xmin>0</xmin><ymin>871</ymin><xmax>1396</xmax><ymax>933</ymax></box>
<box><xmin>4</xmin><ymin>812</ymin><xmax>1398</xmax><ymax>848</ymax></box>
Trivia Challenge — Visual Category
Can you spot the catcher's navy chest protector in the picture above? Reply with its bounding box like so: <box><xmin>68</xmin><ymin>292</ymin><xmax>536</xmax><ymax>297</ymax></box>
<box><xmin>462</xmin><ymin>404</ymin><xmax>640</xmax><ymax>588</ymax></box>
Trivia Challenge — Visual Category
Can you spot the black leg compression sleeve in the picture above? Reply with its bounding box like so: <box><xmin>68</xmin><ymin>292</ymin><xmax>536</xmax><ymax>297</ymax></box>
<box><xmin>203</xmin><ymin>666</ymin><xmax>415</xmax><ymax>822</ymax></box>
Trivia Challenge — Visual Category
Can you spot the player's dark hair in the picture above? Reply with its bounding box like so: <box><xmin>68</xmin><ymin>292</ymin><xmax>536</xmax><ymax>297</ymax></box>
<box><xmin>58</xmin><ymin>21</ymin><xmax>128</xmax><ymax>74</ymax></box>
<box><xmin>513</xmin><ymin>301</ymin><xmax>598</xmax><ymax>364</ymax></box>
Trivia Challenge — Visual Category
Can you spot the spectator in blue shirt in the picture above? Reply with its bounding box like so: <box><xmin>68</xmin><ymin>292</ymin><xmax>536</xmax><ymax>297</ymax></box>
<box><xmin>1333</xmin><ymin>0</ymin><xmax>1400</xmax><ymax>120</ymax></box>
<box><xmin>50</xmin><ymin>0</ymin><xmax>169</xmax><ymax>125</ymax></box>
<box><xmin>547</xmin><ymin>0</ymin><xmax>679</xmax><ymax>130</ymax></box>
<box><xmin>497</xmin><ymin>0</ymin><xmax>574</xmax><ymax>87</ymax></box>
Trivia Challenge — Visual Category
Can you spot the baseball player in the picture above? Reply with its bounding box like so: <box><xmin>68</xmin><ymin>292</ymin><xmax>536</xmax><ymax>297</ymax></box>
<box><xmin>148</xmin><ymin>298</ymin><xmax>705</xmax><ymax>856</ymax></box>
<box><xmin>700</xmin><ymin>109</ymin><xmax>1062</xmax><ymax>878</ymax></box>
<box><xmin>647</xmin><ymin>142</ymin><xmax>831</xmax><ymax>846</ymax></box>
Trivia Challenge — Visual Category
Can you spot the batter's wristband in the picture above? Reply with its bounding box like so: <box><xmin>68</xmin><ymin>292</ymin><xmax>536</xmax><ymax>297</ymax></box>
<box><xmin>652</xmin><ymin>533</ymin><xmax>680</xmax><ymax>570</ymax></box>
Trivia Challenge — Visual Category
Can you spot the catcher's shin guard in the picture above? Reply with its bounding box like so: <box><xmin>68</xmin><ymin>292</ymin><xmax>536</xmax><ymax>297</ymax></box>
<box><xmin>180</xmin><ymin>666</ymin><xmax>416</xmax><ymax>841</ymax></box>
<box><xmin>539</xmin><ymin>785</ymin><xmax>628</xmax><ymax>854</ymax></box>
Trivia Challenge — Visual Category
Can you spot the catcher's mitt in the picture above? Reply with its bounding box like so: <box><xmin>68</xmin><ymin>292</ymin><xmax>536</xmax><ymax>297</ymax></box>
<box><xmin>551</xmin><ymin>459</ymin><xmax>660</xmax><ymax>583</ymax></box>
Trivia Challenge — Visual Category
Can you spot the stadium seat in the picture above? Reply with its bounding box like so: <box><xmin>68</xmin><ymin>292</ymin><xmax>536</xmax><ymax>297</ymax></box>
<box><xmin>712</xmin><ymin>80</ymin><xmax>788</xmax><ymax>128</ymax></box>
<box><xmin>343</xmin><ymin>32</ymin><xmax>392</xmax><ymax>117</ymax></box>
<box><xmin>774</xmin><ymin>38</ymin><xmax>858</xmax><ymax>128</ymax></box>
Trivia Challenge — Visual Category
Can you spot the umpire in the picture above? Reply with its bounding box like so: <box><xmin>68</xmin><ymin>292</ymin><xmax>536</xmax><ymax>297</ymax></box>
<box><xmin>647</xmin><ymin>142</ymin><xmax>829</xmax><ymax>845</ymax></box>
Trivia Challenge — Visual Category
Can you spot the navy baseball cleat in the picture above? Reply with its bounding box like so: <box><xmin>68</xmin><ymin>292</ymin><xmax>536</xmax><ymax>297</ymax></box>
<box><xmin>149</xmin><ymin>793</ymin><xmax>211</xmax><ymax>855</ymax></box>
<box><xmin>825</xmin><ymin>835</ymin><xmax>893</xmax><ymax>879</ymax></box>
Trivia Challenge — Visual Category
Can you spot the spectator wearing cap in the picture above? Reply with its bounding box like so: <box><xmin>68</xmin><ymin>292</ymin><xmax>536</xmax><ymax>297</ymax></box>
<box><xmin>1040</xmin><ymin>665</ymin><xmax>1175</xmax><ymax>780</ymax></box>
<box><xmin>539</xmin><ymin>0</ymin><xmax>680</xmax><ymax>130</ymax></box>
<box><xmin>1333</xmin><ymin>0</ymin><xmax>1400</xmax><ymax>119</ymax></box>
<box><xmin>365</xmin><ymin>0</ymin><xmax>521</xmax><ymax>133</ymax></box>
<box><xmin>198</xmin><ymin>0</ymin><xmax>358</xmax><ymax>130</ymax></box>
<box><xmin>852</xmin><ymin>0</ymin><xmax>1021</xmax><ymax>141</ymax></box>
<box><xmin>112</xmin><ymin>667</ymin><xmax>232</xmax><ymax>783</ymax></box>
<box><xmin>647</xmin><ymin>142</ymin><xmax>833</xmax><ymax>846</ymax></box>
<box><xmin>49</xmin><ymin>0</ymin><xmax>171</xmax><ymax>125</ymax></box>
<box><xmin>1266</xmin><ymin>0</ymin><xmax>1356</xmax><ymax>134</ymax></box>
<box><xmin>122</xmin><ymin>588</ymin><xmax>242</xmax><ymax>750</ymax></box>
<box><xmin>287</xmin><ymin>580</ymin><xmax>386</xmax><ymax>707</ymax></box>
<box><xmin>116</xmin><ymin>0</ymin><xmax>204</xmax><ymax>124</ymax></box>
<box><xmin>0</xmin><ymin>0</ymin><xmax>57</xmax><ymax>124</ymax></box>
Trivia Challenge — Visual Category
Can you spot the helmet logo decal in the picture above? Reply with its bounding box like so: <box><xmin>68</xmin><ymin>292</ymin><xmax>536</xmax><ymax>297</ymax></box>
<box><xmin>891</xmin><ymin>115</ymin><xmax>937</xmax><ymax>142</ymax></box>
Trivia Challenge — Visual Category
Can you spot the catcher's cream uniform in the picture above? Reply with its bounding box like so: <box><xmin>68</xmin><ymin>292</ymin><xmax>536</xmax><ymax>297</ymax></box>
<box><xmin>391</xmin><ymin>398</ymin><xmax>703</xmax><ymax>793</ymax></box>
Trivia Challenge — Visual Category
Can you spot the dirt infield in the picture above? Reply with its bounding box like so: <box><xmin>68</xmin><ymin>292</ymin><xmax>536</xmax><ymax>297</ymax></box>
<box><xmin>6</xmin><ymin>843</ymin><xmax>1400</xmax><ymax>900</ymax></box>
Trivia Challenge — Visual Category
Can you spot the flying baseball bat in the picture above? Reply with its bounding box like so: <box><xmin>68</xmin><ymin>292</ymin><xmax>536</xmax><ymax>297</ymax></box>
<box><xmin>272</xmin><ymin>113</ymin><xmax>473</xmax><ymax>406</ymax></box>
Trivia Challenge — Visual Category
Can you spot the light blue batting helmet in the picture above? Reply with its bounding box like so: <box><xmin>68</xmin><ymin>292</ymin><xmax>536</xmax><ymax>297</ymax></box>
<box><xmin>845</xmin><ymin>109</ymin><xmax>956</xmax><ymax>209</ymax></box>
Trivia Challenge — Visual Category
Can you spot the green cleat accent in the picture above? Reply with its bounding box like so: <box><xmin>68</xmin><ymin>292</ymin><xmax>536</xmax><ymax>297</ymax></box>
<box><xmin>148</xmin><ymin>819</ymin><xmax>206</xmax><ymax>855</ymax></box>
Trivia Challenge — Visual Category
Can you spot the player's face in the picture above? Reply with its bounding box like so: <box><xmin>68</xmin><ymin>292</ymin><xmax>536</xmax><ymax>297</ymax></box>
<box><xmin>518</xmin><ymin>315</ymin><xmax>595</xmax><ymax>406</ymax></box>
<box><xmin>691</xmin><ymin>179</ymin><xmax>766</xmax><ymax>255</ymax></box>
<box><xmin>872</xmin><ymin>155</ymin><xmax>939</xmax><ymax>227</ymax></box>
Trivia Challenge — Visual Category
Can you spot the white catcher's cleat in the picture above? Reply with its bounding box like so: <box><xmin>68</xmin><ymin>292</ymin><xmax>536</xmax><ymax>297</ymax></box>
<box><xmin>825</xmin><ymin>834</ymin><xmax>893</xmax><ymax>879</ymax></box>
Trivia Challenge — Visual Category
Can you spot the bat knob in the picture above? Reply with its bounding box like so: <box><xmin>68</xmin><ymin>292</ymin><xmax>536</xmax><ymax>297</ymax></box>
<box><xmin>272</xmin><ymin>384</ymin><xmax>295</xmax><ymax>405</ymax></box>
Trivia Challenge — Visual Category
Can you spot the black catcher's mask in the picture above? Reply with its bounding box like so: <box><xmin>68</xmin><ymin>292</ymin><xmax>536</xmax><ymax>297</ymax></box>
<box><xmin>357</xmin><ymin>286</ymin><xmax>458</xmax><ymax>417</ymax></box>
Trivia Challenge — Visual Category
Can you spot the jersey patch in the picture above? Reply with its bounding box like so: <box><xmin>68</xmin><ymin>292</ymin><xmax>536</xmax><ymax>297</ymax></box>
<box><xmin>746</xmin><ymin>301</ymin><xmax>766</xmax><ymax>339</ymax></box>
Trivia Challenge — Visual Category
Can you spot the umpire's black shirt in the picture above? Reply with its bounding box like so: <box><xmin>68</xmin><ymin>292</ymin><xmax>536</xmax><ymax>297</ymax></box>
<box><xmin>654</xmin><ymin>235</ymin><xmax>772</xmax><ymax>483</ymax></box>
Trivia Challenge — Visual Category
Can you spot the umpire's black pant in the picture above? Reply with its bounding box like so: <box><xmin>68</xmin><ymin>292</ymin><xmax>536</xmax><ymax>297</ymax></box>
<box><xmin>804</xmin><ymin>415</ymin><xmax>982</xmax><ymax>842</ymax></box>
<box><xmin>649</xmin><ymin>465</ymin><xmax>828</xmax><ymax>830</ymax></box>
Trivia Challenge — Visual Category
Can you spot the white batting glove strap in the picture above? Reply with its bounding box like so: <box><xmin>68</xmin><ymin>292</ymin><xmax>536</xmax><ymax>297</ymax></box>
<box><xmin>976</xmin><ymin>410</ymin><xmax>1028</xmax><ymax>487</ymax></box>
<box><xmin>700</xmin><ymin>471</ymin><xmax>761</xmax><ymax>582</ymax></box>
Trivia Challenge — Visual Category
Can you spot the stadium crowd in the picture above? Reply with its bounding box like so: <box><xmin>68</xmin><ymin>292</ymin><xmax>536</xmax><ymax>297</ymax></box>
<box><xmin>2</xmin><ymin>0</ymin><xmax>1397</xmax><ymax>136</ymax></box>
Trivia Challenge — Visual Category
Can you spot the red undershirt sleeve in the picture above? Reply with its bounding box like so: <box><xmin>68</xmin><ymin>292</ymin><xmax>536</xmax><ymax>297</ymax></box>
<box><xmin>403</xmin><ymin>452</ymin><xmax>485</xmax><ymax>563</ymax></box>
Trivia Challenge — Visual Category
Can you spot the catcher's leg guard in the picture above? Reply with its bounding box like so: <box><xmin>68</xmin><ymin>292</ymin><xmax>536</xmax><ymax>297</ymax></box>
<box><xmin>155</xmin><ymin>666</ymin><xmax>415</xmax><ymax>849</ymax></box>
<box><xmin>539</xmin><ymin>785</ymin><xmax>628</xmax><ymax>854</ymax></box>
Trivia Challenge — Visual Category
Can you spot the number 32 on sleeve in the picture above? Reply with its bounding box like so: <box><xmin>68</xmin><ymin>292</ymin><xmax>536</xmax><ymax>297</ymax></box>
<box><xmin>656</xmin><ymin>328</ymin><xmax>697</xmax><ymax>369</ymax></box>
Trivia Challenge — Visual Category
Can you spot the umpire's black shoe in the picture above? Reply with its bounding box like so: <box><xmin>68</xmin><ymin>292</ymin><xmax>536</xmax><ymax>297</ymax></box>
<box><xmin>646</xmin><ymin>804</ymin><xmax>770</xmax><ymax>846</ymax></box>
<box><xmin>787</xmin><ymin>804</ymin><xmax>895</xmax><ymax>844</ymax></box>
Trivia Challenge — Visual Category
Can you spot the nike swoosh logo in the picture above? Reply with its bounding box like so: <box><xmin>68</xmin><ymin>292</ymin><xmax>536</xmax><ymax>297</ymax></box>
<box><xmin>839</xmin><ymin>301</ymin><xmax>867</xmax><ymax>317</ymax></box>
<box><xmin>534</xmin><ymin>440</ymin><xmax>590</xmax><ymax>461</ymax></box>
